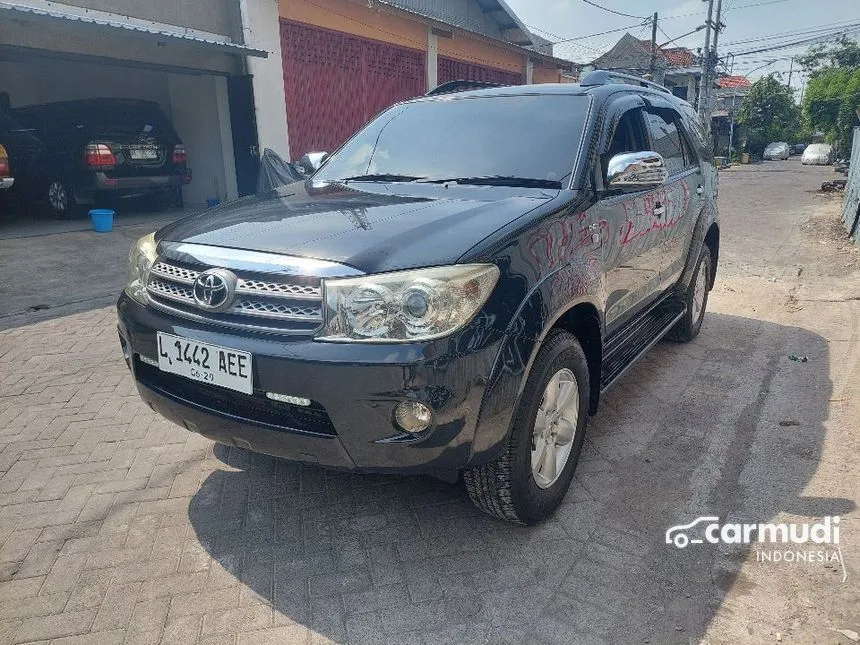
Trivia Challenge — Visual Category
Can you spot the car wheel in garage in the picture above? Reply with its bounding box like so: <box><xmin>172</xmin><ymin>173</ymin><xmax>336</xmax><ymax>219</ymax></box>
<box><xmin>463</xmin><ymin>331</ymin><xmax>589</xmax><ymax>525</ymax></box>
<box><xmin>46</xmin><ymin>179</ymin><xmax>78</xmax><ymax>220</ymax></box>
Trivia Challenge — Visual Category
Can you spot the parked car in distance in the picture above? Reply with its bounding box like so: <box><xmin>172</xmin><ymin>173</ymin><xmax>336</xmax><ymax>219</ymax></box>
<box><xmin>7</xmin><ymin>98</ymin><xmax>191</xmax><ymax>218</ymax></box>
<box><xmin>117</xmin><ymin>72</ymin><xmax>719</xmax><ymax>525</ymax></box>
<box><xmin>763</xmin><ymin>142</ymin><xmax>790</xmax><ymax>160</ymax></box>
<box><xmin>791</xmin><ymin>143</ymin><xmax>808</xmax><ymax>156</ymax></box>
<box><xmin>0</xmin><ymin>144</ymin><xmax>12</xmax><ymax>191</ymax></box>
<box><xmin>802</xmin><ymin>143</ymin><xmax>834</xmax><ymax>165</ymax></box>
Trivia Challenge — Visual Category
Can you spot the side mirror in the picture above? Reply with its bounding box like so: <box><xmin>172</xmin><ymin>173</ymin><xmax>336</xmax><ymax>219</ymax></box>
<box><xmin>607</xmin><ymin>151</ymin><xmax>668</xmax><ymax>192</ymax></box>
<box><xmin>298</xmin><ymin>151</ymin><xmax>329</xmax><ymax>175</ymax></box>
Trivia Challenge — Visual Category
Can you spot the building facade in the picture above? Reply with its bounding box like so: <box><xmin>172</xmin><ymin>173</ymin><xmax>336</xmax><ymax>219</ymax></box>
<box><xmin>0</xmin><ymin>0</ymin><xmax>575</xmax><ymax>205</ymax></box>
<box><xmin>587</xmin><ymin>33</ymin><xmax>701</xmax><ymax>104</ymax></box>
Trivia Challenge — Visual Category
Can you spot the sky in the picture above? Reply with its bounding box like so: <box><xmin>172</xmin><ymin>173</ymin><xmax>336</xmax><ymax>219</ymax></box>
<box><xmin>505</xmin><ymin>0</ymin><xmax>860</xmax><ymax>92</ymax></box>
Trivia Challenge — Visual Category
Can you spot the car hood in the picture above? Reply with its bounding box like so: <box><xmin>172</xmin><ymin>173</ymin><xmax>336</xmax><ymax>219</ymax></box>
<box><xmin>157</xmin><ymin>180</ymin><xmax>558</xmax><ymax>274</ymax></box>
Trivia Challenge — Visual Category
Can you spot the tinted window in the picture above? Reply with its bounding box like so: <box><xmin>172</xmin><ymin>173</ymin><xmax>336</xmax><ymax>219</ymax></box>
<box><xmin>315</xmin><ymin>95</ymin><xmax>590</xmax><ymax>188</ymax></box>
<box><xmin>645</xmin><ymin>109</ymin><xmax>687</xmax><ymax>175</ymax></box>
<box><xmin>14</xmin><ymin>101</ymin><xmax>177</xmax><ymax>140</ymax></box>
<box><xmin>603</xmin><ymin>107</ymin><xmax>649</xmax><ymax>182</ymax></box>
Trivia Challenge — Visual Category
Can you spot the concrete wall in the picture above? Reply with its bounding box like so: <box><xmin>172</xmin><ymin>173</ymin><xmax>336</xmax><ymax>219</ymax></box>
<box><xmin>0</xmin><ymin>14</ymin><xmax>241</xmax><ymax>75</ymax></box>
<box><xmin>242</xmin><ymin>0</ymin><xmax>291</xmax><ymax>159</ymax></box>
<box><xmin>0</xmin><ymin>59</ymin><xmax>172</xmax><ymax>112</ymax></box>
<box><xmin>168</xmin><ymin>75</ymin><xmax>238</xmax><ymax>205</ymax></box>
<box><xmin>56</xmin><ymin>0</ymin><xmax>242</xmax><ymax>39</ymax></box>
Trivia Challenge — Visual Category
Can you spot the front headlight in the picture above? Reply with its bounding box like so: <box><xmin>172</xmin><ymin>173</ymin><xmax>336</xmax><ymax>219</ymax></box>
<box><xmin>318</xmin><ymin>264</ymin><xmax>500</xmax><ymax>342</ymax></box>
<box><xmin>124</xmin><ymin>233</ymin><xmax>157</xmax><ymax>305</ymax></box>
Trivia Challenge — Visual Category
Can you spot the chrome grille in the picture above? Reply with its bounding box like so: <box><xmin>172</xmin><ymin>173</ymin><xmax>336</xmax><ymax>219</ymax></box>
<box><xmin>146</xmin><ymin>257</ymin><xmax>325</xmax><ymax>334</ymax></box>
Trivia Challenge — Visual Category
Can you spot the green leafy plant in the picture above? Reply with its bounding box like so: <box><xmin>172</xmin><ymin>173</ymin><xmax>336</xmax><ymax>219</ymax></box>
<box><xmin>737</xmin><ymin>75</ymin><xmax>801</xmax><ymax>157</ymax></box>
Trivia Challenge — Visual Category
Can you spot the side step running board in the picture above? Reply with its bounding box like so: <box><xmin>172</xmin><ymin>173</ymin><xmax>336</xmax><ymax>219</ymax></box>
<box><xmin>600</xmin><ymin>297</ymin><xmax>686</xmax><ymax>392</ymax></box>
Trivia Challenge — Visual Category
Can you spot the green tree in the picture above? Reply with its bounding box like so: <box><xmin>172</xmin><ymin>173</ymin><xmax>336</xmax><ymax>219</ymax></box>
<box><xmin>737</xmin><ymin>74</ymin><xmax>801</xmax><ymax>157</ymax></box>
<box><xmin>799</xmin><ymin>37</ymin><xmax>860</xmax><ymax>157</ymax></box>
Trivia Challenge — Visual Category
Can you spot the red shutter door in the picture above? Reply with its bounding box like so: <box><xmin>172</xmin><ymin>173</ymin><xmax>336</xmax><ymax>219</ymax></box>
<box><xmin>438</xmin><ymin>57</ymin><xmax>523</xmax><ymax>86</ymax></box>
<box><xmin>280</xmin><ymin>20</ymin><xmax>425</xmax><ymax>160</ymax></box>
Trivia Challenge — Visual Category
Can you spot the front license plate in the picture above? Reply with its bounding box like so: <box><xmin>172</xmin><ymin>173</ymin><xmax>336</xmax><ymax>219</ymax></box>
<box><xmin>130</xmin><ymin>148</ymin><xmax>158</xmax><ymax>160</ymax></box>
<box><xmin>156</xmin><ymin>332</ymin><xmax>253</xmax><ymax>394</ymax></box>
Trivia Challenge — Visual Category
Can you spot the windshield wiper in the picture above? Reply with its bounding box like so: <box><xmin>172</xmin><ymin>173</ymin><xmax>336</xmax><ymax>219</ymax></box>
<box><xmin>422</xmin><ymin>176</ymin><xmax>562</xmax><ymax>189</ymax></box>
<box><xmin>340</xmin><ymin>174</ymin><xmax>425</xmax><ymax>183</ymax></box>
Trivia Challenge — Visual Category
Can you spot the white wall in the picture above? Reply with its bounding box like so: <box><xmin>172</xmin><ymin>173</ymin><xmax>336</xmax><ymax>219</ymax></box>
<box><xmin>167</xmin><ymin>74</ymin><xmax>238</xmax><ymax>205</ymax></box>
<box><xmin>241</xmin><ymin>0</ymin><xmax>291</xmax><ymax>159</ymax></box>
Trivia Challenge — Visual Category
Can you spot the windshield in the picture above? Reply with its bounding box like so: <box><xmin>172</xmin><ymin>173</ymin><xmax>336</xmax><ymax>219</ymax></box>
<box><xmin>314</xmin><ymin>94</ymin><xmax>590</xmax><ymax>188</ymax></box>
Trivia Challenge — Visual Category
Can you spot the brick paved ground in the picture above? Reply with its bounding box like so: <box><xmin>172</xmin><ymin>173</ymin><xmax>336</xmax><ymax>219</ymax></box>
<box><xmin>1</xmin><ymin>163</ymin><xmax>858</xmax><ymax>644</ymax></box>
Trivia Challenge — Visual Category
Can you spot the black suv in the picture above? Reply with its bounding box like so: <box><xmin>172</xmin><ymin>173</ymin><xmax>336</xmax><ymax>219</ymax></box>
<box><xmin>5</xmin><ymin>98</ymin><xmax>191</xmax><ymax>218</ymax></box>
<box><xmin>117</xmin><ymin>72</ymin><xmax>719</xmax><ymax>525</ymax></box>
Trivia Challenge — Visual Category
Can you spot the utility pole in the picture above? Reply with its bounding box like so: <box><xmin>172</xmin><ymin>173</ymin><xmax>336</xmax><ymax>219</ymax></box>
<box><xmin>697</xmin><ymin>0</ymin><xmax>715</xmax><ymax>119</ymax></box>
<box><xmin>706</xmin><ymin>0</ymin><xmax>724</xmax><ymax>127</ymax></box>
<box><xmin>648</xmin><ymin>12</ymin><xmax>659</xmax><ymax>79</ymax></box>
<box><xmin>787</xmin><ymin>57</ymin><xmax>794</xmax><ymax>86</ymax></box>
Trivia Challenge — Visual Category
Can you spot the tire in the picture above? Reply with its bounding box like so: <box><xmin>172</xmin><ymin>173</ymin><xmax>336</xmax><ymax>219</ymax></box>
<box><xmin>463</xmin><ymin>331</ymin><xmax>589</xmax><ymax>525</ymax></box>
<box><xmin>45</xmin><ymin>179</ymin><xmax>79</xmax><ymax>220</ymax></box>
<box><xmin>667</xmin><ymin>245</ymin><xmax>712</xmax><ymax>343</ymax></box>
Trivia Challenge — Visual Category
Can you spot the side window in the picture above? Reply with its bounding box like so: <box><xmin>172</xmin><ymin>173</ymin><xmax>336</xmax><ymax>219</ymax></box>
<box><xmin>601</xmin><ymin>107</ymin><xmax>649</xmax><ymax>184</ymax></box>
<box><xmin>644</xmin><ymin>108</ymin><xmax>688</xmax><ymax>175</ymax></box>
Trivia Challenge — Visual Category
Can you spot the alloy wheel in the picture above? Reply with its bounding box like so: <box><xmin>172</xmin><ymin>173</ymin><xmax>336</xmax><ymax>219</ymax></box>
<box><xmin>48</xmin><ymin>181</ymin><xmax>68</xmax><ymax>213</ymax></box>
<box><xmin>691</xmin><ymin>257</ymin><xmax>708</xmax><ymax>322</ymax></box>
<box><xmin>531</xmin><ymin>368</ymin><xmax>579</xmax><ymax>489</ymax></box>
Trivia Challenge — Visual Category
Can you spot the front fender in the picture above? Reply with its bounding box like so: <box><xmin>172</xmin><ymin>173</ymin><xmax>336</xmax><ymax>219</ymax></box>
<box><xmin>467</xmin><ymin>260</ymin><xmax>604</xmax><ymax>466</ymax></box>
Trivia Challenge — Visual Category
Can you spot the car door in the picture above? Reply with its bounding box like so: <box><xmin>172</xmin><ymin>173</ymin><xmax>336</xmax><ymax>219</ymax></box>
<box><xmin>642</xmin><ymin>102</ymin><xmax>702</xmax><ymax>291</ymax></box>
<box><xmin>594</xmin><ymin>97</ymin><xmax>670</xmax><ymax>333</ymax></box>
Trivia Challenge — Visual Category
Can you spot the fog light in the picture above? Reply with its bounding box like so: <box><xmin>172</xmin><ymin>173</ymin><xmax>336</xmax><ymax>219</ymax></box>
<box><xmin>394</xmin><ymin>401</ymin><xmax>433</xmax><ymax>434</ymax></box>
<box><xmin>138</xmin><ymin>354</ymin><xmax>158</xmax><ymax>367</ymax></box>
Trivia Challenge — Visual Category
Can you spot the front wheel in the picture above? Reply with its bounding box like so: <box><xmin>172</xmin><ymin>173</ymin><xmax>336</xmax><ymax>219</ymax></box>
<box><xmin>667</xmin><ymin>246</ymin><xmax>712</xmax><ymax>342</ymax></box>
<box><xmin>463</xmin><ymin>331</ymin><xmax>589</xmax><ymax>524</ymax></box>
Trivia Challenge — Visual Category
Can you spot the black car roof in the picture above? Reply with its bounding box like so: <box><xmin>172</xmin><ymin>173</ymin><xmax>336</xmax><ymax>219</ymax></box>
<box><xmin>415</xmin><ymin>81</ymin><xmax>691</xmax><ymax>109</ymax></box>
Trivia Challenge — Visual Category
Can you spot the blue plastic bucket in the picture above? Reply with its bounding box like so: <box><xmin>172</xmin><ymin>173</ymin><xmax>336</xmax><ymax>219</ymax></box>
<box><xmin>89</xmin><ymin>209</ymin><xmax>114</xmax><ymax>233</ymax></box>
<box><xmin>207</xmin><ymin>199</ymin><xmax>221</xmax><ymax>208</ymax></box>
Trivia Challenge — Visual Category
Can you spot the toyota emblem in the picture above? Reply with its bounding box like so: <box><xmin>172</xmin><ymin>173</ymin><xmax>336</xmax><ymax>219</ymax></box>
<box><xmin>192</xmin><ymin>269</ymin><xmax>237</xmax><ymax>312</ymax></box>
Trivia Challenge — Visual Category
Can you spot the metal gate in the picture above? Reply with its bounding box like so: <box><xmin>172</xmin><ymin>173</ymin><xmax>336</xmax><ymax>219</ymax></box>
<box><xmin>438</xmin><ymin>56</ymin><xmax>522</xmax><ymax>86</ymax></box>
<box><xmin>280</xmin><ymin>20</ymin><xmax>426</xmax><ymax>160</ymax></box>
<box><xmin>842</xmin><ymin>127</ymin><xmax>860</xmax><ymax>245</ymax></box>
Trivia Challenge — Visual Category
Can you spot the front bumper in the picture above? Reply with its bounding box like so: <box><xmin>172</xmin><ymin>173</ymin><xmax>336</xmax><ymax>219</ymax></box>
<box><xmin>117</xmin><ymin>294</ymin><xmax>500</xmax><ymax>476</ymax></box>
<box><xmin>0</xmin><ymin>177</ymin><xmax>13</xmax><ymax>190</ymax></box>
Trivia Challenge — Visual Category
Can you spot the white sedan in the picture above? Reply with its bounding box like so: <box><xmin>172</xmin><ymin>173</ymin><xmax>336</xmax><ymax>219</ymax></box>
<box><xmin>764</xmin><ymin>142</ymin><xmax>790</xmax><ymax>160</ymax></box>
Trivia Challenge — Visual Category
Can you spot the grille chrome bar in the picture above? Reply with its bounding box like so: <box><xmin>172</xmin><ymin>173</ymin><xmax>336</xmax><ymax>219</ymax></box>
<box><xmin>150</xmin><ymin>262</ymin><xmax>322</xmax><ymax>300</ymax></box>
<box><xmin>146</xmin><ymin>256</ymin><xmax>326</xmax><ymax>333</ymax></box>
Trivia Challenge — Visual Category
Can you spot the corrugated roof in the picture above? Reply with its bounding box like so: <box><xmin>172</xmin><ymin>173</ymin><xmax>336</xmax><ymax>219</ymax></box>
<box><xmin>0</xmin><ymin>2</ymin><xmax>268</xmax><ymax>58</ymax></box>
<box><xmin>379</xmin><ymin>0</ymin><xmax>533</xmax><ymax>46</ymax></box>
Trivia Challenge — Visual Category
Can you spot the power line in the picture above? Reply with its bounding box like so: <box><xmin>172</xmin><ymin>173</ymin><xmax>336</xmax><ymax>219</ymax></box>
<box><xmin>550</xmin><ymin>22</ymin><xmax>647</xmax><ymax>45</ymax></box>
<box><xmin>661</xmin><ymin>0</ymin><xmax>789</xmax><ymax>21</ymax></box>
<box><xmin>722</xmin><ymin>20</ymin><xmax>860</xmax><ymax>46</ymax></box>
<box><xmin>580</xmin><ymin>0</ymin><xmax>648</xmax><ymax>20</ymax></box>
<box><xmin>732</xmin><ymin>26</ymin><xmax>860</xmax><ymax>56</ymax></box>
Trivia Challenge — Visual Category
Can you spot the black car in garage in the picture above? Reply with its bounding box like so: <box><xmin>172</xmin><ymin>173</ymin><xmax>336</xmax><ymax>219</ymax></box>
<box><xmin>4</xmin><ymin>98</ymin><xmax>191</xmax><ymax>218</ymax></box>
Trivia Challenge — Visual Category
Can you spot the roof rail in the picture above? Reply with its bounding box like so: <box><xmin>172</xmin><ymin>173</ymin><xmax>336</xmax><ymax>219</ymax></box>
<box><xmin>425</xmin><ymin>80</ymin><xmax>502</xmax><ymax>97</ymax></box>
<box><xmin>580</xmin><ymin>70</ymin><xmax>672</xmax><ymax>95</ymax></box>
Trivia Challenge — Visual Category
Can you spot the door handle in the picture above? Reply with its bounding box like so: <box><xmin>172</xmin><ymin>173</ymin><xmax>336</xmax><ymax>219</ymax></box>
<box><xmin>653</xmin><ymin>203</ymin><xmax>665</xmax><ymax>218</ymax></box>
<box><xmin>696</xmin><ymin>185</ymin><xmax>704</xmax><ymax>196</ymax></box>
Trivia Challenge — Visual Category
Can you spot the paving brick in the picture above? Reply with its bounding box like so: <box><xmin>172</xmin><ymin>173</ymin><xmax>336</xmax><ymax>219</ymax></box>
<box><xmin>237</xmin><ymin>624</ymin><xmax>311</xmax><ymax>645</ymax></box>
<box><xmin>91</xmin><ymin>583</ymin><xmax>140</xmax><ymax>632</ymax></box>
<box><xmin>14</xmin><ymin>609</ymin><xmax>95</xmax><ymax>642</ymax></box>
<box><xmin>201</xmin><ymin>605</ymin><xmax>273</xmax><ymax>637</ymax></box>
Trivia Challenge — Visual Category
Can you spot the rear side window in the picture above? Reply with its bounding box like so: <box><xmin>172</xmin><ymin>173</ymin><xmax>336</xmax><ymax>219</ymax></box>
<box><xmin>644</xmin><ymin>109</ymin><xmax>689</xmax><ymax>175</ymax></box>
